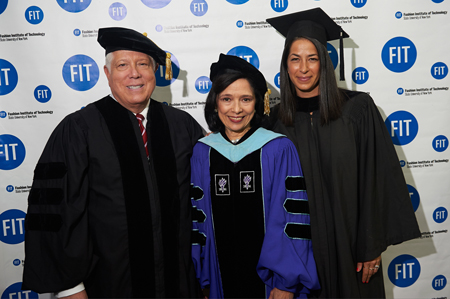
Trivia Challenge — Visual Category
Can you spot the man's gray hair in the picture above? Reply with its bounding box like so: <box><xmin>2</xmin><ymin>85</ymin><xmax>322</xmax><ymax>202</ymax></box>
<box><xmin>105</xmin><ymin>52</ymin><xmax>157</xmax><ymax>72</ymax></box>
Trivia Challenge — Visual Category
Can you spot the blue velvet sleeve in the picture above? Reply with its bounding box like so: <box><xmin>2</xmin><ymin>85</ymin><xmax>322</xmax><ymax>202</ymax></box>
<box><xmin>190</xmin><ymin>142</ymin><xmax>224</xmax><ymax>298</ymax></box>
<box><xmin>257</xmin><ymin>137</ymin><xmax>320</xmax><ymax>297</ymax></box>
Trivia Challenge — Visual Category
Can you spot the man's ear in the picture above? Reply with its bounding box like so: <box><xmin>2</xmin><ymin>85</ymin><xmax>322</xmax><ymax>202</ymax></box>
<box><xmin>104</xmin><ymin>65</ymin><xmax>110</xmax><ymax>78</ymax></box>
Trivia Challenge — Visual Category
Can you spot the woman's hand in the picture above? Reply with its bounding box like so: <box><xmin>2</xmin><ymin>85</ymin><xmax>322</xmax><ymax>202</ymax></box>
<box><xmin>268</xmin><ymin>287</ymin><xmax>294</xmax><ymax>299</ymax></box>
<box><xmin>356</xmin><ymin>255</ymin><xmax>381</xmax><ymax>283</ymax></box>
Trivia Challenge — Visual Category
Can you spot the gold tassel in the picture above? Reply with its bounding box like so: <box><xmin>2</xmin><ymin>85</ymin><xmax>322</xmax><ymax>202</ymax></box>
<box><xmin>143</xmin><ymin>32</ymin><xmax>148</xmax><ymax>37</ymax></box>
<box><xmin>165</xmin><ymin>52</ymin><xmax>172</xmax><ymax>80</ymax></box>
<box><xmin>264</xmin><ymin>88</ymin><xmax>271</xmax><ymax>116</ymax></box>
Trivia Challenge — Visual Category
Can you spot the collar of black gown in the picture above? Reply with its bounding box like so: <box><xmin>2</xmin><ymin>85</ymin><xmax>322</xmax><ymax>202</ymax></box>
<box><xmin>220</xmin><ymin>126</ymin><xmax>259</xmax><ymax>145</ymax></box>
<box><xmin>296</xmin><ymin>95</ymin><xmax>320</xmax><ymax>113</ymax></box>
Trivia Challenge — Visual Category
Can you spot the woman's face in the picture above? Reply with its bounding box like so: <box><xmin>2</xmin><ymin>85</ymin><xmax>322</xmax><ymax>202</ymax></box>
<box><xmin>287</xmin><ymin>38</ymin><xmax>320</xmax><ymax>98</ymax></box>
<box><xmin>216</xmin><ymin>78</ymin><xmax>256</xmax><ymax>140</ymax></box>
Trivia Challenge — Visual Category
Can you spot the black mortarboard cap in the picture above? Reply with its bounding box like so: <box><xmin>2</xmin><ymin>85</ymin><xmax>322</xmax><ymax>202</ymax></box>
<box><xmin>210</xmin><ymin>54</ymin><xmax>267</xmax><ymax>95</ymax></box>
<box><xmin>210</xmin><ymin>54</ymin><xmax>271</xmax><ymax>115</ymax></box>
<box><xmin>266</xmin><ymin>8</ymin><xmax>349</xmax><ymax>81</ymax></box>
<box><xmin>97</xmin><ymin>27</ymin><xmax>166</xmax><ymax>66</ymax></box>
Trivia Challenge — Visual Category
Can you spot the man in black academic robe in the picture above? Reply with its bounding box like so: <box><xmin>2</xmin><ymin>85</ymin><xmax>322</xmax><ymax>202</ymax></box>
<box><xmin>22</xmin><ymin>27</ymin><xmax>203</xmax><ymax>298</ymax></box>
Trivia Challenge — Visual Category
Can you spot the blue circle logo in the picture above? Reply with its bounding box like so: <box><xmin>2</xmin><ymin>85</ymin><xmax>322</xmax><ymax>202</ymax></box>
<box><xmin>271</xmin><ymin>0</ymin><xmax>288</xmax><ymax>12</ymax></box>
<box><xmin>433</xmin><ymin>207</ymin><xmax>448</xmax><ymax>223</ymax></box>
<box><xmin>74</xmin><ymin>28</ymin><xmax>81</xmax><ymax>36</ymax></box>
<box><xmin>382</xmin><ymin>37</ymin><xmax>417</xmax><ymax>73</ymax></box>
<box><xmin>6</xmin><ymin>185</ymin><xmax>14</xmax><ymax>192</ymax></box>
<box><xmin>0</xmin><ymin>59</ymin><xmax>19</xmax><ymax>96</ymax></box>
<box><xmin>433</xmin><ymin>135</ymin><xmax>448</xmax><ymax>152</ymax></box>
<box><xmin>352</xmin><ymin>67</ymin><xmax>369</xmax><ymax>84</ymax></box>
<box><xmin>0</xmin><ymin>135</ymin><xmax>26</xmax><ymax>170</ymax></box>
<box><xmin>25</xmin><ymin>6</ymin><xmax>43</xmax><ymax>25</ymax></box>
<box><xmin>227</xmin><ymin>46</ymin><xmax>260</xmax><ymax>69</ymax></box>
<box><xmin>385</xmin><ymin>111</ymin><xmax>419</xmax><ymax>146</ymax></box>
<box><xmin>351</xmin><ymin>0</ymin><xmax>367</xmax><ymax>8</ymax></box>
<box><xmin>432</xmin><ymin>275</ymin><xmax>447</xmax><ymax>291</ymax></box>
<box><xmin>109</xmin><ymin>2</ymin><xmax>127</xmax><ymax>21</ymax></box>
<box><xmin>141</xmin><ymin>0</ymin><xmax>171</xmax><ymax>9</ymax></box>
<box><xmin>62</xmin><ymin>55</ymin><xmax>99</xmax><ymax>91</ymax></box>
<box><xmin>407</xmin><ymin>184</ymin><xmax>420</xmax><ymax>212</ymax></box>
<box><xmin>34</xmin><ymin>85</ymin><xmax>52</xmax><ymax>103</ymax></box>
<box><xmin>155</xmin><ymin>52</ymin><xmax>180</xmax><ymax>87</ymax></box>
<box><xmin>1</xmin><ymin>282</ymin><xmax>38</xmax><ymax>299</ymax></box>
<box><xmin>397</xmin><ymin>88</ymin><xmax>404</xmax><ymax>95</ymax></box>
<box><xmin>274</xmin><ymin>72</ymin><xmax>281</xmax><ymax>89</ymax></box>
<box><xmin>395</xmin><ymin>11</ymin><xmax>403</xmax><ymax>19</ymax></box>
<box><xmin>0</xmin><ymin>210</ymin><xmax>27</xmax><ymax>245</ymax></box>
<box><xmin>0</xmin><ymin>111</ymin><xmax>6</xmax><ymax>118</ymax></box>
<box><xmin>400</xmin><ymin>160</ymin><xmax>406</xmax><ymax>167</ymax></box>
<box><xmin>191</xmin><ymin>0</ymin><xmax>208</xmax><ymax>16</ymax></box>
<box><xmin>195</xmin><ymin>76</ymin><xmax>212</xmax><ymax>94</ymax></box>
<box><xmin>56</xmin><ymin>0</ymin><xmax>91</xmax><ymax>13</ymax></box>
<box><xmin>388</xmin><ymin>254</ymin><xmax>421</xmax><ymax>287</ymax></box>
<box><xmin>327</xmin><ymin>43</ymin><xmax>338</xmax><ymax>70</ymax></box>
<box><xmin>0</xmin><ymin>1</ymin><xmax>8</xmax><ymax>15</ymax></box>
<box><xmin>236</xmin><ymin>20</ymin><xmax>244</xmax><ymax>28</ymax></box>
<box><xmin>432</xmin><ymin>0</ymin><xmax>445</xmax><ymax>3</ymax></box>
<box><xmin>155</xmin><ymin>24</ymin><xmax>163</xmax><ymax>32</ymax></box>
<box><xmin>226</xmin><ymin>0</ymin><xmax>250</xmax><ymax>4</ymax></box>
<box><xmin>13</xmin><ymin>259</ymin><xmax>21</xmax><ymax>266</ymax></box>
<box><xmin>431</xmin><ymin>62</ymin><xmax>448</xmax><ymax>80</ymax></box>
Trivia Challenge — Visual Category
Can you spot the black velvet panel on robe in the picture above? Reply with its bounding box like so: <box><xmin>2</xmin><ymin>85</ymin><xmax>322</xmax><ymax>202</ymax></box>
<box><xmin>94</xmin><ymin>98</ymin><xmax>156</xmax><ymax>298</ymax></box>
<box><xmin>210</xmin><ymin>148</ymin><xmax>266</xmax><ymax>298</ymax></box>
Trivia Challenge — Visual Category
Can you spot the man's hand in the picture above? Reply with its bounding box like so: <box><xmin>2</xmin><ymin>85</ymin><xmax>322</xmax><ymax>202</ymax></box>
<box><xmin>269</xmin><ymin>287</ymin><xmax>294</xmax><ymax>299</ymax></box>
<box><xmin>356</xmin><ymin>255</ymin><xmax>381</xmax><ymax>283</ymax></box>
<box><xmin>60</xmin><ymin>290</ymin><xmax>88</xmax><ymax>299</ymax></box>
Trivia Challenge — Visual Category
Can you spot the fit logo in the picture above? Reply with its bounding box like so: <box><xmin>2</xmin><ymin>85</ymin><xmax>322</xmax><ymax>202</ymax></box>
<box><xmin>271</xmin><ymin>0</ymin><xmax>288</xmax><ymax>12</ymax></box>
<box><xmin>431</xmin><ymin>62</ymin><xmax>448</xmax><ymax>80</ymax></box>
<box><xmin>25</xmin><ymin>6</ymin><xmax>43</xmax><ymax>25</ymax></box>
<box><xmin>191</xmin><ymin>0</ymin><xmax>208</xmax><ymax>16</ymax></box>
<box><xmin>0</xmin><ymin>210</ymin><xmax>26</xmax><ymax>245</ymax></box>
<box><xmin>382</xmin><ymin>37</ymin><xmax>417</xmax><ymax>73</ymax></box>
<box><xmin>0</xmin><ymin>135</ymin><xmax>26</xmax><ymax>170</ymax></box>
<box><xmin>196</xmin><ymin>76</ymin><xmax>212</xmax><ymax>94</ymax></box>
<box><xmin>109</xmin><ymin>3</ymin><xmax>127</xmax><ymax>21</ymax></box>
<box><xmin>62</xmin><ymin>55</ymin><xmax>99</xmax><ymax>91</ymax></box>
<box><xmin>0</xmin><ymin>59</ymin><xmax>18</xmax><ymax>96</ymax></box>
<box><xmin>384</xmin><ymin>111</ymin><xmax>418</xmax><ymax>146</ymax></box>
<box><xmin>388</xmin><ymin>254</ymin><xmax>420</xmax><ymax>287</ymax></box>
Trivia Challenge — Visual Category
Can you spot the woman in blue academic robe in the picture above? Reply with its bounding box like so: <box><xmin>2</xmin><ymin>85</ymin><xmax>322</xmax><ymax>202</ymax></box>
<box><xmin>190</xmin><ymin>54</ymin><xmax>320</xmax><ymax>299</ymax></box>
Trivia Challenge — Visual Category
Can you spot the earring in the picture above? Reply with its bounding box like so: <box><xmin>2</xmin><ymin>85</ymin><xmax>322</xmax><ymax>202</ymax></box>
<box><xmin>214</xmin><ymin>108</ymin><xmax>217</xmax><ymax>112</ymax></box>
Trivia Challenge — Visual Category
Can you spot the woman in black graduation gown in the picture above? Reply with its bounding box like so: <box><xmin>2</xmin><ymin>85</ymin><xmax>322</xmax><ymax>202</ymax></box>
<box><xmin>266</xmin><ymin>8</ymin><xmax>421</xmax><ymax>298</ymax></box>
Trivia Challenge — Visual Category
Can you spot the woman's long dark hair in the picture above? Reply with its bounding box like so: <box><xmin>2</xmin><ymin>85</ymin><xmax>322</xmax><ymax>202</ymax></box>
<box><xmin>279</xmin><ymin>36</ymin><xmax>345</xmax><ymax>126</ymax></box>
<box><xmin>205</xmin><ymin>70</ymin><xmax>265</xmax><ymax>132</ymax></box>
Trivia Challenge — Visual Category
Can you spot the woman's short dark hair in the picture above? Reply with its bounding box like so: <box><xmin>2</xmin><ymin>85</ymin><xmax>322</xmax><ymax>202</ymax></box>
<box><xmin>279</xmin><ymin>36</ymin><xmax>345</xmax><ymax>126</ymax></box>
<box><xmin>205</xmin><ymin>69</ymin><xmax>265</xmax><ymax>132</ymax></box>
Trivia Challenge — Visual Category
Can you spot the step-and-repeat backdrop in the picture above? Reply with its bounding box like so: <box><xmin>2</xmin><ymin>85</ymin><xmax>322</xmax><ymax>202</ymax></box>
<box><xmin>1</xmin><ymin>0</ymin><xmax>449</xmax><ymax>298</ymax></box>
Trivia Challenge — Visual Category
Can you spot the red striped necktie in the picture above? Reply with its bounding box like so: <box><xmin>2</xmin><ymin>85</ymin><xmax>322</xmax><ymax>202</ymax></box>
<box><xmin>136</xmin><ymin>113</ymin><xmax>149</xmax><ymax>158</ymax></box>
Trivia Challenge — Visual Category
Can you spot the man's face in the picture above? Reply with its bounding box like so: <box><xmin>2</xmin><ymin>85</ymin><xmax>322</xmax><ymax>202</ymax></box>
<box><xmin>104</xmin><ymin>50</ymin><xmax>156</xmax><ymax>113</ymax></box>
